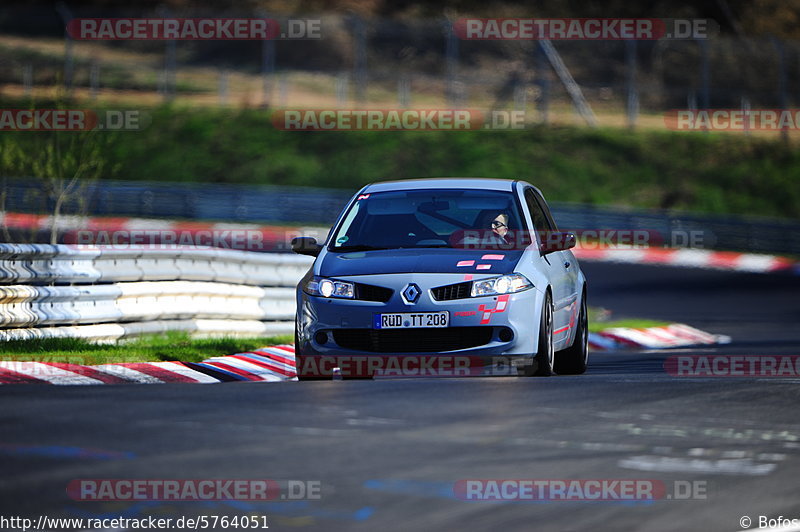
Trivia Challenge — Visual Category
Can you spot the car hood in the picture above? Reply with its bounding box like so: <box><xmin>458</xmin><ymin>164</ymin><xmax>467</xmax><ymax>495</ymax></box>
<box><xmin>318</xmin><ymin>248</ymin><xmax>523</xmax><ymax>276</ymax></box>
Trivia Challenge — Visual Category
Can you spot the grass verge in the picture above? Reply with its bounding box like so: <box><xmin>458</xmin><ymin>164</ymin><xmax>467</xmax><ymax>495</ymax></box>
<box><xmin>587</xmin><ymin>307</ymin><xmax>668</xmax><ymax>333</ymax></box>
<box><xmin>0</xmin><ymin>309</ymin><xmax>667</xmax><ymax>364</ymax></box>
<box><xmin>587</xmin><ymin>318</ymin><xmax>669</xmax><ymax>333</ymax></box>
<box><xmin>0</xmin><ymin>332</ymin><xmax>293</xmax><ymax>365</ymax></box>
<box><xmin>1</xmin><ymin>101</ymin><xmax>799</xmax><ymax>219</ymax></box>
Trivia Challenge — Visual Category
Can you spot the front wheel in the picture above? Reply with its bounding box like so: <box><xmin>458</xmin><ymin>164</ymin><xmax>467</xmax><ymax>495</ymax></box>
<box><xmin>554</xmin><ymin>291</ymin><xmax>588</xmax><ymax>375</ymax></box>
<box><xmin>294</xmin><ymin>319</ymin><xmax>316</xmax><ymax>381</ymax></box>
<box><xmin>519</xmin><ymin>290</ymin><xmax>554</xmax><ymax>377</ymax></box>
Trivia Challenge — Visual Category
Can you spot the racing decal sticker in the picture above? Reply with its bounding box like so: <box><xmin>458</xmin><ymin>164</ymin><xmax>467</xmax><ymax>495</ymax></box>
<box><xmin>463</xmin><ymin>274</ymin><xmax>473</xmax><ymax>281</ymax></box>
<box><xmin>481</xmin><ymin>254</ymin><xmax>504</xmax><ymax>260</ymax></box>
<box><xmin>476</xmin><ymin>264</ymin><xmax>492</xmax><ymax>270</ymax></box>
<box><xmin>554</xmin><ymin>302</ymin><xmax>578</xmax><ymax>335</ymax></box>
<box><xmin>568</xmin><ymin>300</ymin><xmax>577</xmax><ymax>328</ymax></box>
<box><xmin>478</xmin><ymin>294</ymin><xmax>510</xmax><ymax>324</ymax></box>
<box><xmin>357</xmin><ymin>194</ymin><xmax>370</xmax><ymax>200</ymax></box>
<box><xmin>457</xmin><ymin>260</ymin><xmax>475</xmax><ymax>267</ymax></box>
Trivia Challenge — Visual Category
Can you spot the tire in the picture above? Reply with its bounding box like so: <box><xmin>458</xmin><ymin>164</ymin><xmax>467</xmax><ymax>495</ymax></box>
<box><xmin>554</xmin><ymin>290</ymin><xmax>588</xmax><ymax>375</ymax></box>
<box><xmin>294</xmin><ymin>319</ymin><xmax>315</xmax><ymax>381</ymax></box>
<box><xmin>519</xmin><ymin>290</ymin><xmax>554</xmax><ymax>377</ymax></box>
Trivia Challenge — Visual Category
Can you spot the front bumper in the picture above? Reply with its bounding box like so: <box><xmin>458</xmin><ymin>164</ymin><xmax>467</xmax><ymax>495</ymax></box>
<box><xmin>296</xmin><ymin>273</ymin><xmax>544</xmax><ymax>372</ymax></box>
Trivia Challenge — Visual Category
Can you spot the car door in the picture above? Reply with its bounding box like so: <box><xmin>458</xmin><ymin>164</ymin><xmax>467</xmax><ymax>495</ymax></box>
<box><xmin>533</xmin><ymin>189</ymin><xmax>581</xmax><ymax>345</ymax></box>
<box><xmin>524</xmin><ymin>188</ymin><xmax>578</xmax><ymax>345</ymax></box>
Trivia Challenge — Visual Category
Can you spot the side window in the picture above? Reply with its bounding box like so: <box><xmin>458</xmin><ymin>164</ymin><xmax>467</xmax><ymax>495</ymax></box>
<box><xmin>534</xmin><ymin>191</ymin><xmax>559</xmax><ymax>231</ymax></box>
<box><xmin>524</xmin><ymin>189</ymin><xmax>552</xmax><ymax>232</ymax></box>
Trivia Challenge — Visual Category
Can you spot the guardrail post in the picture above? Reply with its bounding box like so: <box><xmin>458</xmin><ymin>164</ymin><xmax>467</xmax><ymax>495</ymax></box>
<box><xmin>55</xmin><ymin>2</ymin><xmax>74</xmax><ymax>94</ymax></box>
<box><xmin>625</xmin><ymin>39</ymin><xmax>639</xmax><ymax>129</ymax></box>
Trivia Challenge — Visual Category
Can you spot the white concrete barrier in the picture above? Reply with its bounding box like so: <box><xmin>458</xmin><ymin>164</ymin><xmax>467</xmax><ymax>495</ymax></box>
<box><xmin>0</xmin><ymin>244</ymin><xmax>313</xmax><ymax>341</ymax></box>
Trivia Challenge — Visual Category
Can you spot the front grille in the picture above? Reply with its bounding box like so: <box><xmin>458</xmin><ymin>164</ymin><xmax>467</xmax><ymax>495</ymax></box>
<box><xmin>431</xmin><ymin>281</ymin><xmax>472</xmax><ymax>301</ymax></box>
<box><xmin>354</xmin><ymin>283</ymin><xmax>393</xmax><ymax>302</ymax></box>
<box><xmin>332</xmin><ymin>327</ymin><xmax>493</xmax><ymax>353</ymax></box>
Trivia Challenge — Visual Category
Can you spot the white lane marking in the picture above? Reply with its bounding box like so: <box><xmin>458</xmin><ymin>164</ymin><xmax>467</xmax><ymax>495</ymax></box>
<box><xmin>618</xmin><ymin>455</ymin><xmax>776</xmax><ymax>475</ymax></box>
<box><xmin>616</xmin><ymin>423</ymin><xmax>800</xmax><ymax>443</ymax></box>
<box><xmin>290</xmin><ymin>427</ymin><xmax>356</xmax><ymax>437</ymax></box>
<box><xmin>345</xmin><ymin>416</ymin><xmax>403</xmax><ymax>426</ymax></box>
<box><xmin>506</xmin><ymin>437</ymin><xmax>644</xmax><ymax>452</ymax></box>
<box><xmin>579</xmin><ymin>442</ymin><xmax>643</xmax><ymax>452</ymax></box>
<box><xmin>720</xmin><ymin>450</ymin><xmax>748</xmax><ymax>459</ymax></box>
<box><xmin>757</xmin><ymin>453</ymin><xmax>787</xmax><ymax>461</ymax></box>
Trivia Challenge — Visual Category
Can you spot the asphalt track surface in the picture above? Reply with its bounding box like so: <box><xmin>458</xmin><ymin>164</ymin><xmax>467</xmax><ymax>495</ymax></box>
<box><xmin>1</xmin><ymin>262</ymin><xmax>799</xmax><ymax>532</ymax></box>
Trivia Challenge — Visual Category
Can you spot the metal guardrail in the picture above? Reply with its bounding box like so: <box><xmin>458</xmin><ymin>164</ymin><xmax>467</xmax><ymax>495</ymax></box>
<box><xmin>552</xmin><ymin>203</ymin><xmax>800</xmax><ymax>256</ymax></box>
<box><xmin>0</xmin><ymin>244</ymin><xmax>313</xmax><ymax>342</ymax></box>
<box><xmin>4</xmin><ymin>179</ymin><xmax>800</xmax><ymax>255</ymax></box>
<box><xmin>2</xmin><ymin>179</ymin><xmax>354</xmax><ymax>226</ymax></box>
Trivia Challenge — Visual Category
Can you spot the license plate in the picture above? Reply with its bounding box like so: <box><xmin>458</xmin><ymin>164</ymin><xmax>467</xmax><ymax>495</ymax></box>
<box><xmin>374</xmin><ymin>311</ymin><xmax>449</xmax><ymax>329</ymax></box>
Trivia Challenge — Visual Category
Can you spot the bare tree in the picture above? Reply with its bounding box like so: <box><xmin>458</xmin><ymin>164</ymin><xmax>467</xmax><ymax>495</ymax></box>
<box><xmin>1</xmin><ymin>120</ymin><xmax>118</xmax><ymax>244</ymax></box>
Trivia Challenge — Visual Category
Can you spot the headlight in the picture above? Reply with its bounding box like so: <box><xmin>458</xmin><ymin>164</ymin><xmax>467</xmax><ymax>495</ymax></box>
<box><xmin>304</xmin><ymin>277</ymin><xmax>354</xmax><ymax>298</ymax></box>
<box><xmin>471</xmin><ymin>274</ymin><xmax>533</xmax><ymax>297</ymax></box>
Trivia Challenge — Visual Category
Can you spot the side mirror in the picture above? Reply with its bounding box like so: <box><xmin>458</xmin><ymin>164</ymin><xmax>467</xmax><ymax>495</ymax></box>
<box><xmin>291</xmin><ymin>237</ymin><xmax>322</xmax><ymax>257</ymax></box>
<box><xmin>539</xmin><ymin>231</ymin><xmax>576</xmax><ymax>254</ymax></box>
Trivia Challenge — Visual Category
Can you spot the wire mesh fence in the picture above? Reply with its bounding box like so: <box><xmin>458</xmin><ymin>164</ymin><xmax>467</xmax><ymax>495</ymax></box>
<box><xmin>2</xmin><ymin>8</ymin><xmax>800</xmax><ymax>129</ymax></box>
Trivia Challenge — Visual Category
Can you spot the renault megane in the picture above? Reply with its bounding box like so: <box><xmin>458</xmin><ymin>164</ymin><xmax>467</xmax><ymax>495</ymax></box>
<box><xmin>291</xmin><ymin>178</ymin><xmax>588</xmax><ymax>379</ymax></box>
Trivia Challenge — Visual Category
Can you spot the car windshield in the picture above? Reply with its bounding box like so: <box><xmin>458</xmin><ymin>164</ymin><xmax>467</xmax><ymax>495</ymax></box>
<box><xmin>329</xmin><ymin>189</ymin><xmax>527</xmax><ymax>251</ymax></box>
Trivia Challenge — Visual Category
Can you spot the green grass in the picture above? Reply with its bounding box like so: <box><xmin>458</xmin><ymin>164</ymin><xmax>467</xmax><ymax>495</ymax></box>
<box><xmin>0</xmin><ymin>311</ymin><xmax>665</xmax><ymax>364</ymax></box>
<box><xmin>587</xmin><ymin>306</ymin><xmax>668</xmax><ymax>333</ymax></box>
<box><xmin>0</xmin><ymin>332</ymin><xmax>293</xmax><ymax>365</ymax></box>
<box><xmin>587</xmin><ymin>318</ymin><xmax>668</xmax><ymax>333</ymax></box>
<box><xmin>1</xmin><ymin>101</ymin><xmax>799</xmax><ymax>219</ymax></box>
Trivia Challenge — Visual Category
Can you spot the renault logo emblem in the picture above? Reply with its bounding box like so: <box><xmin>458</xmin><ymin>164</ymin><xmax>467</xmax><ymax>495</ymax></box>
<box><xmin>402</xmin><ymin>283</ymin><xmax>421</xmax><ymax>304</ymax></box>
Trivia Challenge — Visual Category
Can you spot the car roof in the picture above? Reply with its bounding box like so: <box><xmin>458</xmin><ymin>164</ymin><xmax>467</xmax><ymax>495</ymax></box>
<box><xmin>362</xmin><ymin>178</ymin><xmax>518</xmax><ymax>193</ymax></box>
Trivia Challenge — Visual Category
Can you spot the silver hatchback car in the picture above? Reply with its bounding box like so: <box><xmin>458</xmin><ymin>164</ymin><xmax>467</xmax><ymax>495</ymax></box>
<box><xmin>292</xmin><ymin>178</ymin><xmax>588</xmax><ymax>379</ymax></box>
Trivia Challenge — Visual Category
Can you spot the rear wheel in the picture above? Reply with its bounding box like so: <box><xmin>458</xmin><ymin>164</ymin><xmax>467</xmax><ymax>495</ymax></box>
<box><xmin>519</xmin><ymin>290</ymin><xmax>554</xmax><ymax>377</ymax></box>
<box><xmin>554</xmin><ymin>290</ymin><xmax>588</xmax><ymax>375</ymax></box>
